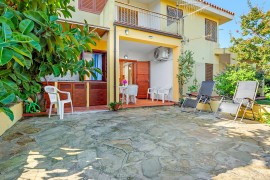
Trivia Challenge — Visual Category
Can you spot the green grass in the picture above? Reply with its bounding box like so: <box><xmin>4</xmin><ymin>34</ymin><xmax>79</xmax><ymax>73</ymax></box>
<box><xmin>256</xmin><ymin>99</ymin><xmax>270</xmax><ymax>105</ymax></box>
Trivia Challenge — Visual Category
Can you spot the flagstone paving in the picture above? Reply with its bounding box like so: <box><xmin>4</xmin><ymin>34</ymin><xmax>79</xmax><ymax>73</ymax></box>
<box><xmin>1</xmin><ymin>106</ymin><xmax>270</xmax><ymax>179</ymax></box>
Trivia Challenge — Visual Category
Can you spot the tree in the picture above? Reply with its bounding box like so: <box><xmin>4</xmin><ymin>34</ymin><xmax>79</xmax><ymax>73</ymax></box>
<box><xmin>177</xmin><ymin>50</ymin><xmax>195</xmax><ymax>102</ymax></box>
<box><xmin>214</xmin><ymin>63</ymin><xmax>256</xmax><ymax>97</ymax></box>
<box><xmin>230</xmin><ymin>0</ymin><xmax>270</xmax><ymax>74</ymax></box>
<box><xmin>0</xmin><ymin>0</ymin><xmax>101</xmax><ymax>120</ymax></box>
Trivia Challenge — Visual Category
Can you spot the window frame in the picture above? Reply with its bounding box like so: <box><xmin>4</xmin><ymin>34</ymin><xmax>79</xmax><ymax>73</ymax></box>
<box><xmin>167</xmin><ymin>6</ymin><xmax>183</xmax><ymax>26</ymax></box>
<box><xmin>205</xmin><ymin>18</ymin><xmax>217</xmax><ymax>42</ymax></box>
<box><xmin>83</xmin><ymin>50</ymin><xmax>107</xmax><ymax>82</ymax></box>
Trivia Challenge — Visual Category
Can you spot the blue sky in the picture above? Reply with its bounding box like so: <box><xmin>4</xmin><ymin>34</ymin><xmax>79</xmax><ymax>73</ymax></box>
<box><xmin>205</xmin><ymin>0</ymin><xmax>270</xmax><ymax>48</ymax></box>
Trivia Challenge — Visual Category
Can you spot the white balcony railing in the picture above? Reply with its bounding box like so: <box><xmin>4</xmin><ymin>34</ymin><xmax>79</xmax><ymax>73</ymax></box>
<box><xmin>115</xmin><ymin>1</ymin><xmax>181</xmax><ymax>36</ymax></box>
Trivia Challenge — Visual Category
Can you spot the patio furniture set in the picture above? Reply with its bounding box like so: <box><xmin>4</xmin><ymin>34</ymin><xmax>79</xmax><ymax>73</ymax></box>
<box><xmin>44</xmin><ymin>81</ymin><xmax>259</xmax><ymax>122</ymax></box>
<box><xmin>181</xmin><ymin>80</ymin><xmax>259</xmax><ymax>122</ymax></box>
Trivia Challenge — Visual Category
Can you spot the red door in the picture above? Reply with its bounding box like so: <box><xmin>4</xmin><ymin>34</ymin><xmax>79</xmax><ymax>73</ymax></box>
<box><xmin>136</xmin><ymin>62</ymin><xmax>150</xmax><ymax>99</ymax></box>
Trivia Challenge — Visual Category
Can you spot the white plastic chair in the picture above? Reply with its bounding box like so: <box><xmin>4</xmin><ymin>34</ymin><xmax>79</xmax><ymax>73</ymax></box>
<box><xmin>125</xmin><ymin>85</ymin><xmax>138</xmax><ymax>104</ymax></box>
<box><xmin>147</xmin><ymin>87</ymin><xmax>158</xmax><ymax>101</ymax></box>
<box><xmin>44</xmin><ymin>86</ymin><xmax>73</xmax><ymax>119</ymax></box>
<box><xmin>156</xmin><ymin>87</ymin><xmax>171</xmax><ymax>103</ymax></box>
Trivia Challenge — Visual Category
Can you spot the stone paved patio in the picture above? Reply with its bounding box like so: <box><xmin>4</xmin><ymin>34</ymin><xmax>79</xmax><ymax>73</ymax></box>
<box><xmin>1</xmin><ymin>106</ymin><xmax>270</xmax><ymax>179</ymax></box>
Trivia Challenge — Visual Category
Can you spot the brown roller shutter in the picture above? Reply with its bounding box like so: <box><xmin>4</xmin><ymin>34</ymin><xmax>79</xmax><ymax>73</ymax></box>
<box><xmin>205</xmin><ymin>63</ymin><xmax>213</xmax><ymax>81</ymax></box>
<box><xmin>79</xmin><ymin>0</ymin><xmax>108</xmax><ymax>14</ymax></box>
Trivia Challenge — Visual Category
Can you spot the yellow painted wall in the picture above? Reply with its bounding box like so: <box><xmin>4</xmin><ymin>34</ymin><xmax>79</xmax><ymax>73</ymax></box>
<box><xmin>90</xmin><ymin>40</ymin><xmax>107</xmax><ymax>51</ymax></box>
<box><xmin>160</xmin><ymin>0</ymin><xmax>223</xmax><ymax>94</ymax></box>
<box><xmin>67</xmin><ymin>1</ymin><xmax>101</xmax><ymax>26</ymax></box>
<box><xmin>64</xmin><ymin>0</ymin><xmax>234</xmax><ymax>103</ymax></box>
<box><xmin>120</xmin><ymin>0</ymin><xmax>149</xmax><ymax>9</ymax></box>
<box><xmin>0</xmin><ymin>102</ymin><xmax>23</xmax><ymax>136</ymax></box>
<box><xmin>64</xmin><ymin>0</ymin><xmax>116</xmax><ymax>29</ymax></box>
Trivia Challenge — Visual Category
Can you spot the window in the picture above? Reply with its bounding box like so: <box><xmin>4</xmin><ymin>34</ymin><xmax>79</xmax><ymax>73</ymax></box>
<box><xmin>167</xmin><ymin>6</ymin><xmax>183</xmax><ymax>26</ymax></box>
<box><xmin>91</xmin><ymin>54</ymin><xmax>103</xmax><ymax>80</ymax></box>
<box><xmin>118</xmin><ymin>7</ymin><xmax>138</xmax><ymax>25</ymax></box>
<box><xmin>83</xmin><ymin>52</ymin><xmax>107</xmax><ymax>81</ymax></box>
<box><xmin>205</xmin><ymin>19</ymin><xmax>217</xmax><ymax>42</ymax></box>
<box><xmin>205</xmin><ymin>63</ymin><xmax>213</xmax><ymax>81</ymax></box>
<box><xmin>79</xmin><ymin>0</ymin><xmax>108</xmax><ymax>14</ymax></box>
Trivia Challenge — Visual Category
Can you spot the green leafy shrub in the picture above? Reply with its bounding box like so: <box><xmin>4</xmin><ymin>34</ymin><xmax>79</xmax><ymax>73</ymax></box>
<box><xmin>0</xmin><ymin>0</ymin><xmax>101</xmax><ymax>120</ymax></box>
<box><xmin>177</xmin><ymin>50</ymin><xmax>195</xmax><ymax>100</ymax></box>
<box><xmin>214</xmin><ymin>63</ymin><xmax>257</xmax><ymax>97</ymax></box>
<box><xmin>187</xmin><ymin>79</ymin><xmax>199</xmax><ymax>93</ymax></box>
<box><xmin>261</xmin><ymin>113</ymin><xmax>270</xmax><ymax>124</ymax></box>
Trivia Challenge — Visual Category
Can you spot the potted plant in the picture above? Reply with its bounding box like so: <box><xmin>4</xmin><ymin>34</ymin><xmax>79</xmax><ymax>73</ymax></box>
<box><xmin>108</xmin><ymin>102</ymin><xmax>122</xmax><ymax>111</ymax></box>
<box><xmin>24</xmin><ymin>95</ymin><xmax>41</xmax><ymax>114</ymax></box>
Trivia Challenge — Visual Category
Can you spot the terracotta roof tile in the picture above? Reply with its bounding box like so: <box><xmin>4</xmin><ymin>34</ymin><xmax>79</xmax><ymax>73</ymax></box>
<box><xmin>196</xmin><ymin>0</ymin><xmax>235</xmax><ymax>15</ymax></box>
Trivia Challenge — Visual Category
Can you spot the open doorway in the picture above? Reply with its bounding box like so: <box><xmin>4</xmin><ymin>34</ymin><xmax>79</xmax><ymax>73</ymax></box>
<box><xmin>120</xmin><ymin>60</ymin><xmax>150</xmax><ymax>99</ymax></box>
<box><xmin>119</xmin><ymin>40</ymin><xmax>173</xmax><ymax>101</ymax></box>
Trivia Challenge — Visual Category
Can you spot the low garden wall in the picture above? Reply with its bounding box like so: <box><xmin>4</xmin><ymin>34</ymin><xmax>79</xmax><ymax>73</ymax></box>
<box><xmin>0</xmin><ymin>102</ymin><xmax>23</xmax><ymax>136</ymax></box>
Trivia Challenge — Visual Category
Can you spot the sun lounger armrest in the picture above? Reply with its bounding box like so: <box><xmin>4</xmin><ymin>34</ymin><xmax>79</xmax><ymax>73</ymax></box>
<box><xmin>58</xmin><ymin>91</ymin><xmax>71</xmax><ymax>100</ymax></box>
<box><xmin>220</xmin><ymin>96</ymin><xmax>232</xmax><ymax>102</ymax></box>
<box><xmin>244</xmin><ymin>97</ymin><xmax>255</xmax><ymax>103</ymax></box>
<box><xmin>186</xmin><ymin>93</ymin><xmax>197</xmax><ymax>97</ymax></box>
<box><xmin>201</xmin><ymin>94</ymin><xmax>211</xmax><ymax>98</ymax></box>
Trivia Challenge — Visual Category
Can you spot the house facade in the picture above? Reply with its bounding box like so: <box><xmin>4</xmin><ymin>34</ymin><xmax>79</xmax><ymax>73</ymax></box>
<box><xmin>55</xmin><ymin>0</ymin><xmax>234</xmax><ymax>105</ymax></box>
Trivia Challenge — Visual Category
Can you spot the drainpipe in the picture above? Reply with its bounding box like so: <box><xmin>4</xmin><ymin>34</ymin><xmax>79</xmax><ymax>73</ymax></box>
<box><xmin>113</xmin><ymin>24</ymin><xmax>116</xmax><ymax>102</ymax></box>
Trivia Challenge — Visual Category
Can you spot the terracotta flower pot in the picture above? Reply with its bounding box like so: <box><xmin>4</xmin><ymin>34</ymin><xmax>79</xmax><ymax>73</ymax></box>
<box><xmin>113</xmin><ymin>104</ymin><xmax>120</xmax><ymax>111</ymax></box>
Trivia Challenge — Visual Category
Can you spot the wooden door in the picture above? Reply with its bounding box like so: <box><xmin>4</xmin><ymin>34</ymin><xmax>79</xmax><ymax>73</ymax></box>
<box><xmin>72</xmin><ymin>83</ymin><xmax>87</xmax><ymax>107</ymax></box>
<box><xmin>205</xmin><ymin>63</ymin><xmax>213</xmax><ymax>81</ymax></box>
<box><xmin>136</xmin><ymin>62</ymin><xmax>150</xmax><ymax>99</ymax></box>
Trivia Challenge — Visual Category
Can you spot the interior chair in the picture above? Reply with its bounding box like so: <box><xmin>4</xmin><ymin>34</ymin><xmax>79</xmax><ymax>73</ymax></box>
<box><xmin>156</xmin><ymin>87</ymin><xmax>171</xmax><ymax>103</ymax></box>
<box><xmin>44</xmin><ymin>86</ymin><xmax>73</xmax><ymax>119</ymax></box>
<box><xmin>120</xmin><ymin>86</ymin><xmax>127</xmax><ymax>103</ymax></box>
<box><xmin>147</xmin><ymin>87</ymin><xmax>158</xmax><ymax>101</ymax></box>
<box><xmin>125</xmin><ymin>85</ymin><xmax>138</xmax><ymax>104</ymax></box>
<box><xmin>181</xmin><ymin>81</ymin><xmax>215</xmax><ymax>112</ymax></box>
<box><xmin>215</xmin><ymin>81</ymin><xmax>258</xmax><ymax>122</ymax></box>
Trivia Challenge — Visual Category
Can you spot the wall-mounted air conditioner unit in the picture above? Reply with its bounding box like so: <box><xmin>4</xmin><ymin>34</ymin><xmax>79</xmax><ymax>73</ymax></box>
<box><xmin>154</xmin><ymin>47</ymin><xmax>170</xmax><ymax>61</ymax></box>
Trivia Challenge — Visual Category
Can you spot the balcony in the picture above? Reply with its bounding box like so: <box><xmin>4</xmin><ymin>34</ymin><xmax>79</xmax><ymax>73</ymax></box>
<box><xmin>114</xmin><ymin>1</ymin><xmax>182</xmax><ymax>38</ymax></box>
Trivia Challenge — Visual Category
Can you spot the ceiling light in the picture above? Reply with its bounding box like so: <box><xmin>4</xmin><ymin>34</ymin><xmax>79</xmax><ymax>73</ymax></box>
<box><xmin>124</xmin><ymin>55</ymin><xmax>128</xmax><ymax>59</ymax></box>
<box><xmin>125</xmin><ymin>29</ymin><xmax>129</xmax><ymax>35</ymax></box>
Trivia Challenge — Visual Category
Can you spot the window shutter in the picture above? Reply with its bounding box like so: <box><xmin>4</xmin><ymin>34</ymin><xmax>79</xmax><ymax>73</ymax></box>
<box><xmin>118</xmin><ymin>7</ymin><xmax>138</xmax><ymax>25</ymax></box>
<box><xmin>79</xmin><ymin>0</ymin><xmax>107</xmax><ymax>14</ymax></box>
<box><xmin>205</xmin><ymin>63</ymin><xmax>213</xmax><ymax>81</ymax></box>
<box><xmin>96</xmin><ymin>0</ymin><xmax>107</xmax><ymax>12</ymax></box>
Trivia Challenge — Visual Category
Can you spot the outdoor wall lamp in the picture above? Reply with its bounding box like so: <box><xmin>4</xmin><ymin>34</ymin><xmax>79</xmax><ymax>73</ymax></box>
<box><xmin>125</xmin><ymin>29</ymin><xmax>129</xmax><ymax>35</ymax></box>
<box><xmin>124</xmin><ymin>55</ymin><xmax>128</xmax><ymax>59</ymax></box>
